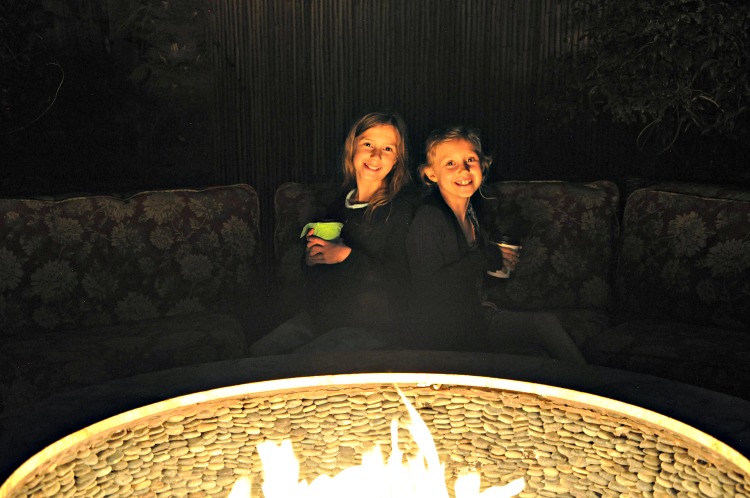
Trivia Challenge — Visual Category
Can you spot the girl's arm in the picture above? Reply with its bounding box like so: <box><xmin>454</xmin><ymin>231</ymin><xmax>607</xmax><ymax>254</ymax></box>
<box><xmin>406</xmin><ymin>203</ymin><xmax>486</xmax><ymax>349</ymax></box>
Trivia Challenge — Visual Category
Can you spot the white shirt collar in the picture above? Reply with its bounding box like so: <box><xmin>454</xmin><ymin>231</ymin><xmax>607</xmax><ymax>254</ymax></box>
<box><xmin>345</xmin><ymin>189</ymin><xmax>368</xmax><ymax>209</ymax></box>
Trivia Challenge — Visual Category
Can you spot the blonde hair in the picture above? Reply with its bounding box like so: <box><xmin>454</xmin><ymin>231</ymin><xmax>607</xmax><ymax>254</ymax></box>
<box><xmin>341</xmin><ymin>111</ymin><xmax>411</xmax><ymax>218</ymax></box>
<box><xmin>418</xmin><ymin>126</ymin><xmax>492</xmax><ymax>186</ymax></box>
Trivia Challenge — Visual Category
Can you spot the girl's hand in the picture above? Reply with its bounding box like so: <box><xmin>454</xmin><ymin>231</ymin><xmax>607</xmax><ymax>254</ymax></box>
<box><xmin>305</xmin><ymin>229</ymin><xmax>351</xmax><ymax>265</ymax></box>
<box><xmin>500</xmin><ymin>245</ymin><xmax>521</xmax><ymax>272</ymax></box>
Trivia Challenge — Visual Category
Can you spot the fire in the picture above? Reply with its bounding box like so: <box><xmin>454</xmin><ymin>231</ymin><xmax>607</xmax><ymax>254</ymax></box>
<box><xmin>228</xmin><ymin>387</ymin><xmax>525</xmax><ymax>498</ymax></box>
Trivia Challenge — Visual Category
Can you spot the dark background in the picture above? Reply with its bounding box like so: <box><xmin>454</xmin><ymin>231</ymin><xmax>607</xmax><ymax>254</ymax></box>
<box><xmin>3</xmin><ymin>0</ymin><xmax>748</xmax><ymax>239</ymax></box>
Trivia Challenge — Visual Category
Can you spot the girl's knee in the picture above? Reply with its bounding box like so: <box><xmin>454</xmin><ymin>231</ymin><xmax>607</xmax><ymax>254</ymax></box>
<box><xmin>533</xmin><ymin>312</ymin><xmax>563</xmax><ymax>328</ymax></box>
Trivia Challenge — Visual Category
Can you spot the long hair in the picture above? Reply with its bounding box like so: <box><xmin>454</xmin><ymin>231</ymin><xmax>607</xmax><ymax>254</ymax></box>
<box><xmin>341</xmin><ymin>111</ymin><xmax>411</xmax><ymax>219</ymax></box>
<box><xmin>418</xmin><ymin>126</ymin><xmax>492</xmax><ymax>187</ymax></box>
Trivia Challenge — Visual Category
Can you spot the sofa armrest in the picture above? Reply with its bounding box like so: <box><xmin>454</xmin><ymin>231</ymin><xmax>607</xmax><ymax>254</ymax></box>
<box><xmin>615</xmin><ymin>182</ymin><xmax>750</xmax><ymax>330</ymax></box>
<box><xmin>272</xmin><ymin>182</ymin><xmax>340</xmax><ymax>321</ymax></box>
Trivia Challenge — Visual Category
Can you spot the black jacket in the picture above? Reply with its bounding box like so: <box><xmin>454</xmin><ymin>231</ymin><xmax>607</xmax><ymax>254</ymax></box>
<box><xmin>303</xmin><ymin>189</ymin><xmax>415</xmax><ymax>336</ymax></box>
<box><xmin>406</xmin><ymin>189</ymin><xmax>490</xmax><ymax>350</ymax></box>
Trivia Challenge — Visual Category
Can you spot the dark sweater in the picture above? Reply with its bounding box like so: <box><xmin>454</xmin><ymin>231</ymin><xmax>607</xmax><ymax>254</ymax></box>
<box><xmin>303</xmin><ymin>189</ymin><xmax>415</xmax><ymax>336</ymax></box>
<box><xmin>406</xmin><ymin>190</ymin><xmax>488</xmax><ymax>351</ymax></box>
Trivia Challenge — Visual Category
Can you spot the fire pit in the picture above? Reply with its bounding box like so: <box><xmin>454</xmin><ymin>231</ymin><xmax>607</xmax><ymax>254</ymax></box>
<box><xmin>1</xmin><ymin>371</ymin><xmax>748</xmax><ymax>497</ymax></box>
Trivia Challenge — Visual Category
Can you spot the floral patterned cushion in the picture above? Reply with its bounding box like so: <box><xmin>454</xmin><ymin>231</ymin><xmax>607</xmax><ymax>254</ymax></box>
<box><xmin>616</xmin><ymin>185</ymin><xmax>750</xmax><ymax>331</ymax></box>
<box><xmin>482</xmin><ymin>180</ymin><xmax>620</xmax><ymax>312</ymax></box>
<box><xmin>585</xmin><ymin>319</ymin><xmax>750</xmax><ymax>400</ymax></box>
<box><xmin>273</xmin><ymin>182</ymin><xmax>340</xmax><ymax>320</ymax></box>
<box><xmin>0</xmin><ymin>311</ymin><xmax>247</xmax><ymax>414</ymax></box>
<box><xmin>0</xmin><ymin>185</ymin><xmax>261</xmax><ymax>334</ymax></box>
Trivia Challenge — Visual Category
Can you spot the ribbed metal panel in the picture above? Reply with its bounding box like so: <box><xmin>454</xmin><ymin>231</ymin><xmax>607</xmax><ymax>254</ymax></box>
<box><xmin>207</xmin><ymin>0</ymin><xmax>623</xmax><ymax>185</ymax></box>
<box><xmin>206</xmin><ymin>1</ymin><xmax>629</xmax><ymax>256</ymax></box>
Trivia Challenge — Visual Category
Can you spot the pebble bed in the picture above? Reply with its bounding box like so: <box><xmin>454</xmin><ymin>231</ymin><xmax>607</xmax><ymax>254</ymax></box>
<box><xmin>3</xmin><ymin>382</ymin><xmax>749</xmax><ymax>498</ymax></box>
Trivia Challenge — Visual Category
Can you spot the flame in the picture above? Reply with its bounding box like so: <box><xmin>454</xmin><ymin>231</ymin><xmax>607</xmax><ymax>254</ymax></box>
<box><xmin>228</xmin><ymin>387</ymin><xmax>525</xmax><ymax>498</ymax></box>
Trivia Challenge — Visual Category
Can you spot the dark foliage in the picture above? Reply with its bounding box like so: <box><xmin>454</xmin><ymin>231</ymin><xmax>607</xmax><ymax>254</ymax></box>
<box><xmin>1</xmin><ymin>0</ymin><xmax>213</xmax><ymax>197</ymax></box>
<box><xmin>545</xmin><ymin>0</ymin><xmax>750</xmax><ymax>152</ymax></box>
<box><xmin>1</xmin><ymin>0</ymin><xmax>55</xmax><ymax>136</ymax></box>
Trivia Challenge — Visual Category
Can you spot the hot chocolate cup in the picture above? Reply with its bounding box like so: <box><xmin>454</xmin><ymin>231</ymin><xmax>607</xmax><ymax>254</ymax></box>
<box><xmin>300</xmin><ymin>221</ymin><xmax>344</xmax><ymax>241</ymax></box>
<box><xmin>486</xmin><ymin>236</ymin><xmax>522</xmax><ymax>279</ymax></box>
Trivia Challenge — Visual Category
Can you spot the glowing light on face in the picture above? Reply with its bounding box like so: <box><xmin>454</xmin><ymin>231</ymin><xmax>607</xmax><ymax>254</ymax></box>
<box><xmin>352</xmin><ymin>124</ymin><xmax>399</xmax><ymax>189</ymax></box>
<box><xmin>228</xmin><ymin>387</ymin><xmax>525</xmax><ymax>498</ymax></box>
<box><xmin>424</xmin><ymin>138</ymin><xmax>483</xmax><ymax>207</ymax></box>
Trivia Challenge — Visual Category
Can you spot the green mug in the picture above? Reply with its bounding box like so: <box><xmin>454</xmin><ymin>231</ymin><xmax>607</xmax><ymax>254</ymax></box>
<box><xmin>300</xmin><ymin>221</ymin><xmax>344</xmax><ymax>241</ymax></box>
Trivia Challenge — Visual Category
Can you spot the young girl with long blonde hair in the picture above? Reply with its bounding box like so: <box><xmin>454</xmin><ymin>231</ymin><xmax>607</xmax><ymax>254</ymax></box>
<box><xmin>251</xmin><ymin>111</ymin><xmax>415</xmax><ymax>354</ymax></box>
<box><xmin>406</xmin><ymin>126</ymin><xmax>586</xmax><ymax>363</ymax></box>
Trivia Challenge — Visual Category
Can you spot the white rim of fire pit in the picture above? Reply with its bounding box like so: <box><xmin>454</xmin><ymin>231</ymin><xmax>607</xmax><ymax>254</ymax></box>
<box><xmin>2</xmin><ymin>372</ymin><xmax>749</xmax><ymax>494</ymax></box>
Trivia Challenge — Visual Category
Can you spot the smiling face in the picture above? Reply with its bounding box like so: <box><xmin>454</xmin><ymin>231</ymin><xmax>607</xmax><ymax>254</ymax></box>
<box><xmin>424</xmin><ymin>138</ymin><xmax>483</xmax><ymax>206</ymax></box>
<box><xmin>351</xmin><ymin>124</ymin><xmax>399</xmax><ymax>189</ymax></box>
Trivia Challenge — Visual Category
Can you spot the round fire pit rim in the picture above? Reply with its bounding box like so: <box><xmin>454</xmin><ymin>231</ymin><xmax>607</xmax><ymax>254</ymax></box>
<box><xmin>2</xmin><ymin>372</ymin><xmax>749</xmax><ymax>496</ymax></box>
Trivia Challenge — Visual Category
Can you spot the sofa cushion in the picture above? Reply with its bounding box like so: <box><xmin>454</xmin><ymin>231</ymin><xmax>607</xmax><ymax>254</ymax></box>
<box><xmin>616</xmin><ymin>184</ymin><xmax>750</xmax><ymax>331</ymax></box>
<box><xmin>0</xmin><ymin>311</ymin><xmax>247</xmax><ymax>414</ymax></box>
<box><xmin>0</xmin><ymin>185</ymin><xmax>261</xmax><ymax>334</ymax></box>
<box><xmin>551</xmin><ymin>308</ymin><xmax>610</xmax><ymax>350</ymax></box>
<box><xmin>273</xmin><ymin>182</ymin><xmax>340</xmax><ymax>321</ymax></box>
<box><xmin>482</xmin><ymin>180</ymin><xmax>620</xmax><ymax>312</ymax></box>
<box><xmin>585</xmin><ymin>319</ymin><xmax>750</xmax><ymax>401</ymax></box>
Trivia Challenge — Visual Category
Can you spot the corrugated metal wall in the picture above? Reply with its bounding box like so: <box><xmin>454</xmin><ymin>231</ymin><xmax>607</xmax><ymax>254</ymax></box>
<box><xmin>208</xmin><ymin>0</ymin><xmax>631</xmax><ymax>253</ymax></box>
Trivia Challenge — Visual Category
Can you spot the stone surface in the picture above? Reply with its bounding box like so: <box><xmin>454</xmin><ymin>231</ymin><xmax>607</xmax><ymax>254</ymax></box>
<box><xmin>1</xmin><ymin>351</ymin><xmax>749</xmax><ymax>486</ymax></box>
